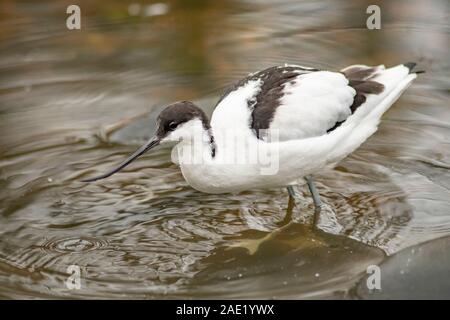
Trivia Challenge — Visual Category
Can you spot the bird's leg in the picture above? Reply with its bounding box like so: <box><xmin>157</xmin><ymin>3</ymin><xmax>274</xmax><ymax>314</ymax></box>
<box><xmin>304</xmin><ymin>175</ymin><xmax>322</xmax><ymax>226</ymax></box>
<box><xmin>287</xmin><ymin>186</ymin><xmax>296</xmax><ymax>199</ymax></box>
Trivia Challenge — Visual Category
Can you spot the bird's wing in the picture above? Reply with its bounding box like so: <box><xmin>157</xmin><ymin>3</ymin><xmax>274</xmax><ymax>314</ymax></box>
<box><xmin>211</xmin><ymin>65</ymin><xmax>315</xmax><ymax>134</ymax></box>
<box><xmin>259</xmin><ymin>65</ymin><xmax>388</xmax><ymax>141</ymax></box>
<box><xmin>211</xmin><ymin>64</ymin><xmax>386</xmax><ymax>142</ymax></box>
<box><xmin>260</xmin><ymin>70</ymin><xmax>355</xmax><ymax>141</ymax></box>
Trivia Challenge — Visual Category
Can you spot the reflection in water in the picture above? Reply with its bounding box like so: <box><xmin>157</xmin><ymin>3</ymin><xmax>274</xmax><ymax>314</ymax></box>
<box><xmin>0</xmin><ymin>0</ymin><xmax>449</xmax><ymax>298</ymax></box>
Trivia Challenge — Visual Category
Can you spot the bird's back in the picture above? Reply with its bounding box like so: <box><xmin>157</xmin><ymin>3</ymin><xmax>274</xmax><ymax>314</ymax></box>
<box><xmin>211</xmin><ymin>63</ymin><xmax>416</xmax><ymax>143</ymax></box>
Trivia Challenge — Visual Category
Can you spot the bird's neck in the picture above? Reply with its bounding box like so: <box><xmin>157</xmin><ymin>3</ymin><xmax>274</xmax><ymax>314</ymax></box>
<box><xmin>175</xmin><ymin>118</ymin><xmax>216</xmax><ymax>164</ymax></box>
<box><xmin>202</xmin><ymin>116</ymin><xmax>216</xmax><ymax>158</ymax></box>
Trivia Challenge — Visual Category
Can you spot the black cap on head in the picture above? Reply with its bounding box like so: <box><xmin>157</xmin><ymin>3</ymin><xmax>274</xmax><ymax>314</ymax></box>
<box><xmin>156</xmin><ymin>101</ymin><xmax>210</xmax><ymax>139</ymax></box>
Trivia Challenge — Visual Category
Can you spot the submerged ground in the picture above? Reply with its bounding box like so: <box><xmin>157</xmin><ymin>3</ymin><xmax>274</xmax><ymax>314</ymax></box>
<box><xmin>0</xmin><ymin>0</ymin><xmax>449</xmax><ymax>299</ymax></box>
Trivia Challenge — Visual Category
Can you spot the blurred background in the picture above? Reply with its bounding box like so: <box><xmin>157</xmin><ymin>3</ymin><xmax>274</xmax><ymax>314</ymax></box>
<box><xmin>0</xmin><ymin>0</ymin><xmax>449</xmax><ymax>299</ymax></box>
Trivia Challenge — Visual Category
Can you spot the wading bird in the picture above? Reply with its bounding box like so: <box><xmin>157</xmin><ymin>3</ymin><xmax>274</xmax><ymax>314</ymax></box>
<box><xmin>82</xmin><ymin>62</ymin><xmax>421</xmax><ymax>226</ymax></box>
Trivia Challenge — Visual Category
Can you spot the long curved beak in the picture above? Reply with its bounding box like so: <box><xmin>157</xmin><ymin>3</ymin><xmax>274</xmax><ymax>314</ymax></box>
<box><xmin>81</xmin><ymin>136</ymin><xmax>160</xmax><ymax>182</ymax></box>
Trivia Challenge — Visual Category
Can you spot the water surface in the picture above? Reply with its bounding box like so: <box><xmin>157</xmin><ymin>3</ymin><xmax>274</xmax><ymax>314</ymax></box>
<box><xmin>0</xmin><ymin>0</ymin><xmax>449</xmax><ymax>299</ymax></box>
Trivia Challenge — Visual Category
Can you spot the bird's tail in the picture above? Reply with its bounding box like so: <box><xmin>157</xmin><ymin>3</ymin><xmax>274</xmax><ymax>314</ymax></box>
<box><xmin>326</xmin><ymin>63</ymin><xmax>421</xmax><ymax>164</ymax></box>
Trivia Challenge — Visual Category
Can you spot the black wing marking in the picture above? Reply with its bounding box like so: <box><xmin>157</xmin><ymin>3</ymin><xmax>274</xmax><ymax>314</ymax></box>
<box><xmin>215</xmin><ymin>65</ymin><xmax>319</xmax><ymax>139</ymax></box>
<box><xmin>327</xmin><ymin>65</ymin><xmax>385</xmax><ymax>133</ymax></box>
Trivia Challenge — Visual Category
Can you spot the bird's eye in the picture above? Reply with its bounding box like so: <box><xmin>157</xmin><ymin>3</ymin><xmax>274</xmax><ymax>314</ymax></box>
<box><xmin>168</xmin><ymin>122</ymin><xmax>178</xmax><ymax>130</ymax></box>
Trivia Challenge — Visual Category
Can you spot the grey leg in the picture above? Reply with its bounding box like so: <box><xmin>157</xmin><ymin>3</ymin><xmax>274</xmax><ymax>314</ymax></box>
<box><xmin>304</xmin><ymin>175</ymin><xmax>322</xmax><ymax>226</ymax></box>
<box><xmin>287</xmin><ymin>186</ymin><xmax>296</xmax><ymax>199</ymax></box>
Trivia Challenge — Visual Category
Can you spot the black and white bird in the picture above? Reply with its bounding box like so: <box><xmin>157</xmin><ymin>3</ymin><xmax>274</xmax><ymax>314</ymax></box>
<box><xmin>83</xmin><ymin>62</ymin><xmax>420</xmax><ymax>226</ymax></box>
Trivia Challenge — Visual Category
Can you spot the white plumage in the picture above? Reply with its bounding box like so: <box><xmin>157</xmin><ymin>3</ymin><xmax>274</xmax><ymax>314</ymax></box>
<box><xmin>178</xmin><ymin>64</ymin><xmax>416</xmax><ymax>193</ymax></box>
<box><xmin>269</xmin><ymin>71</ymin><xmax>355</xmax><ymax>140</ymax></box>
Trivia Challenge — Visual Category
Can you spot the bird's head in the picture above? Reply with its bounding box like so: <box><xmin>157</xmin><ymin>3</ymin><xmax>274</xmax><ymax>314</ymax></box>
<box><xmin>82</xmin><ymin>101</ymin><xmax>211</xmax><ymax>182</ymax></box>
<box><xmin>155</xmin><ymin>101</ymin><xmax>210</xmax><ymax>144</ymax></box>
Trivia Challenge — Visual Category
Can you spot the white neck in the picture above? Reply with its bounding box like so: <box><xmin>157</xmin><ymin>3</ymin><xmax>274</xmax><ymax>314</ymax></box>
<box><xmin>164</xmin><ymin>119</ymin><xmax>215</xmax><ymax>165</ymax></box>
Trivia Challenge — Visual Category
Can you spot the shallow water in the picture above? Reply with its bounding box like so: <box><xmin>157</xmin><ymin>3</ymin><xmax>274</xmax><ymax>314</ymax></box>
<box><xmin>0</xmin><ymin>0</ymin><xmax>449</xmax><ymax>299</ymax></box>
